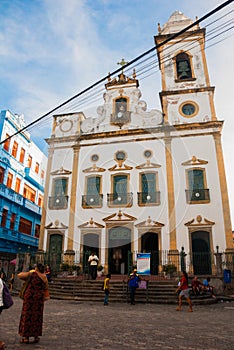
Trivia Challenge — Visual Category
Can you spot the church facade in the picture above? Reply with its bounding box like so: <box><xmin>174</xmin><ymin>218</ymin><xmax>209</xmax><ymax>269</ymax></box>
<box><xmin>39</xmin><ymin>11</ymin><xmax>233</xmax><ymax>275</ymax></box>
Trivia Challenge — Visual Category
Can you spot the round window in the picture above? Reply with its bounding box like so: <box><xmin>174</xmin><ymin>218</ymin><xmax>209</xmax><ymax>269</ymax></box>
<box><xmin>115</xmin><ymin>151</ymin><xmax>126</xmax><ymax>161</ymax></box>
<box><xmin>179</xmin><ymin>101</ymin><xmax>198</xmax><ymax>118</ymax></box>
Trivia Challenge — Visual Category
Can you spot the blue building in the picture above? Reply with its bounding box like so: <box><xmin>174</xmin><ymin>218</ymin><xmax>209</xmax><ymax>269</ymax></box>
<box><xmin>0</xmin><ymin>110</ymin><xmax>47</xmax><ymax>271</ymax></box>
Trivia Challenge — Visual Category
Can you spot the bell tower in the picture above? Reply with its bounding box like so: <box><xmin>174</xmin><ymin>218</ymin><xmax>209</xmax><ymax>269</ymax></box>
<box><xmin>155</xmin><ymin>11</ymin><xmax>216</xmax><ymax>125</ymax></box>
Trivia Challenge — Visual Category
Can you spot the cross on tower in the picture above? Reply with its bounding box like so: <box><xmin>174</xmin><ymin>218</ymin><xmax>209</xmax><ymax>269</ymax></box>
<box><xmin>117</xmin><ymin>58</ymin><xmax>128</xmax><ymax>73</ymax></box>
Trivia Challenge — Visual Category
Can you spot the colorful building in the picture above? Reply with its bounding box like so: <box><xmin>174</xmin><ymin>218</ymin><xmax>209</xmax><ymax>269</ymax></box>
<box><xmin>39</xmin><ymin>11</ymin><xmax>233</xmax><ymax>275</ymax></box>
<box><xmin>0</xmin><ymin>110</ymin><xmax>47</xmax><ymax>271</ymax></box>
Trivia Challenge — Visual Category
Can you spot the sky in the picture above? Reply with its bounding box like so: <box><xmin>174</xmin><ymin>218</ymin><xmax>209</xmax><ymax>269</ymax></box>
<box><xmin>0</xmin><ymin>0</ymin><xmax>233</xmax><ymax>226</ymax></box>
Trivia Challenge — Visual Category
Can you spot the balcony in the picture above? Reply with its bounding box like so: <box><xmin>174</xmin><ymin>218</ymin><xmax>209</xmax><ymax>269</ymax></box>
<box><xmin>0</xmin><ymin>227</ymin><xmax>38</xmax><ymax>247</ymax></box>
<box><xmin>137</xmin><ymin>191</ymin><xmax>161</xmax><ymax>206</ymax></box>
<box><xmin>185</xmin><ymin>189</ymin><xmax>210</xmax><ymax>204</ymax></box>
<box><xmin>107</xmin><ymin>192</ymin><xmax>133</xmax><ymax>207</ymax></box>
<box><xmin>23</xmin><ymin>198</ymin><xmax>42</xmax><ymax>214</ymax></box>
<box><xmin>82</xmin><ymin>194</ymin><xmax>103</xmax><ymax>208</ymax></box>
<box><xmin>48</xmin><ymin>195</ymin><xmax>69</xmax><ymax>210</ymax></box>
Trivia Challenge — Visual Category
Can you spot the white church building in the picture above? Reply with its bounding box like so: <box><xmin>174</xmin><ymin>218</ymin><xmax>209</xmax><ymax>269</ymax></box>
<box><xmin>39</xmin><ymin>11</ymin><xmax>233</xmax><ymax>276</ymax></box>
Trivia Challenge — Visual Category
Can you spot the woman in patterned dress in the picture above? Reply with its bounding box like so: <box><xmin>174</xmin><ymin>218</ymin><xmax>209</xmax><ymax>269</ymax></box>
<box><xmin>18</xmin><ymin>263</ymin><xmax>50</xmax><ymax>344</ymax></box>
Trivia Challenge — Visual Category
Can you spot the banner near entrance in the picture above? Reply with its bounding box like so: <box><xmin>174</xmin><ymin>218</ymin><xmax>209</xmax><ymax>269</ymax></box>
<box><xmin>137</xmin><ymin>253</ymin><xmax>151</xmax><ymax>275</ymax></box>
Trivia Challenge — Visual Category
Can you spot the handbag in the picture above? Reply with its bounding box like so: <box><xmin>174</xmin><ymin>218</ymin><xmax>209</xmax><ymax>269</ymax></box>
<box><xmin>19</xmin><ymin>272</ymin><xmax>32</xmax><ymax>300</ymax></box>
<box><xmin>2</xmin><ymin>282</ymin><xmax>14</xmax><ymax>309</ymax></box>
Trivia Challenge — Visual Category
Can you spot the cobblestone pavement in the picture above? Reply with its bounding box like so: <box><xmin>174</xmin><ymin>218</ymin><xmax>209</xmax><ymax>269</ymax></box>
<box><xmin>0</xmin><ymin>297</ymin><xmax>234</xmax><ymax>350</ymax></box>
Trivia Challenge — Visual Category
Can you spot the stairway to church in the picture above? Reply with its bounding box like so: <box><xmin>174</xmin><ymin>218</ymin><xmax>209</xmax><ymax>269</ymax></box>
<box><xmin>48</xmin><ymin>278</ymin><xmax>217</xmax><ymax>305</ymax></box>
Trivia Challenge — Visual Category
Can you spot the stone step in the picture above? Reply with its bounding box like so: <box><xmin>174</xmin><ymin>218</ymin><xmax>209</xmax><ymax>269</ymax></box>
<box><xmin>48</xmin><ymin>278</ymin><xmax>217</xmax><ymax>305</ymax></box>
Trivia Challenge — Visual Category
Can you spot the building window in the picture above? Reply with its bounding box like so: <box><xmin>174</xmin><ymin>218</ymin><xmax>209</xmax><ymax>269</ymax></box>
<box><xmin>138</xmin><ymin>172</ymin><xmax>160</xmax><ymax>206</ymax></box>
<box><xmin>35</xmin><ymin>224</ymin><xmax>40</xmax><ymax>238</ymax></box>
<box><xmin>35</xmin><ymin>162</ymin><xmax>39</xmax><ymax>174</ymax></box>
<box><xmin>185</xmin><ymin>168</ymin><xmax>210</xmax><ymax>204</ymax></box>
<box><xmin>19</xmin><ymin>217</ymin><xmax>32</xmax><ymax>235</ymax></box>
<box><xmin>19</xmin><ymin>148</ymin><xmax>25</xmax><ymax>163</ymax></box>
<box><xmin>6</xmin><ymin>172</ymin><xmax>13</xmax><ymax>188</ymax></box>
<box><xmin>23</xmin><ymin>184</ymin><xmax>36</xmax><ymax>203</ymax></box>
<box><xmin>3</xmin><ymin>134</ymin><xmax>10</xmax><ymax>152</ymax></box>
<box><xmin>15</xmin><ymin>178</ymin><xmax>21</xmax><ymax>193</ymax></box>
<box><xmin>27</xmin><ymin>155</ymin><xmax>32</xmax><ymax>168</ymax></box>
<box><xmin>38</xmin><ymin>195</ymin><xmax>43</xmax><ymax>207</ymax></box>
<box><xmin>108</xmin><ymin>174</ymin><xmax>132</xmax><ymax>207</ymax></box>
<box><xmin>48</xmin><ymin>177</ymin><xmax>69</xmax><ymax>209</ymax></box>
<box><xmin>1</xmin><ymin>208</ymin><xmax>8</xmax><ymax>227</ymax></box>
<box><xmin>41</xmin><ymin>170</ymin><xmax>45</xmax><ymax>179</ymax></box>
<box><xmin>82</xmin><ymin>175</ymin><xmax>103</xmax><ymax>208</ymax></box>
<box><xmin>11</xmin><ymin>141</ymin><xmax>18</xmax><ymax>158</ymax></box>
<box><xmin>175</xmin><ymin>52</ymin><xmax>192</xmax><ymax>80</ymax></box>
<box><xmin>0</xmin><ymin>167</ymin><xmax>5</xmax><ymax>184</ymax></box>
<box><xmin>10</xmin><ymin>213</ymin><xmax>16</xmax><ymax>230</ymax></box>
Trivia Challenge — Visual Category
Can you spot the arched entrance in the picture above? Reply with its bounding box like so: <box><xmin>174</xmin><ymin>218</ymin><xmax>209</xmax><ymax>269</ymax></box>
<box><xmin>141</xmin><ymin>232</ymin><xmax>159</xmax><ymax>275</ymax></box>
<box><xmin>83</xmin><ymin>233</ymin><xmax>99</xmax><ymax>272</ymax></box>
<box><xmin>191</xmin><ymin>231</ymin><xmax>211</xmax><ymax>275</ymax></box>
<box><xmin>108</xmin><ymin>226</ymin><xmax>131</xmax><ymax>274</ymax></box>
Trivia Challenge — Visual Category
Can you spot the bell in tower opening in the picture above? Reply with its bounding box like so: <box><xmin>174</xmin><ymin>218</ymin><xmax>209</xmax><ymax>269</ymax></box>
<box><xmin>176</xmin><ymin>52</ymin><xmax>192</xmax><ymax>80</ymax></box>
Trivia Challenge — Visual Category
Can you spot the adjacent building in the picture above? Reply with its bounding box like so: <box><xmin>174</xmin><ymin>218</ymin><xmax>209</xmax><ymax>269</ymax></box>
<box><xmin>39</xmin><ymin>11</ymin><xmax>233</xmax><ymax>275</ymax></box>
<box><xmin>0</xmin><ymin>110</ymin><xmax>47</xmax><ymax>270</ymax></box>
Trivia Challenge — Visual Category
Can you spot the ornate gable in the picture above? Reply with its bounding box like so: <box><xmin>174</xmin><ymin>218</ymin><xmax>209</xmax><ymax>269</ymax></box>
<box><xmin>103</xmin><ymin>210</ymin><xmax>137</xmax><ymax>222</ymax></box>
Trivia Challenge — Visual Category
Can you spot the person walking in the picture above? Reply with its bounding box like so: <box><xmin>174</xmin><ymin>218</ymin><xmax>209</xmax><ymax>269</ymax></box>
<box><xmin>103</xmin><ymin>273</ymin><xmax>111</xmax><ymax>305</ymax></box>
<box><xmin>0</xmin><ymin>273</ymin><xmax>7</xmax><ymax>349</ymax></box>
<box><xmin>128</xmin><ymin>269</ymin><xmax>140</xmax><ymax>305</ymax></box>
<box><xmin>18</xmin><ymin>263</ymin><xmax>50</xmax><ymax>344</ymax></box>
<box><xmin>88</xmin><ymin>251</ymin><xmax>99</xmax><ymax>280</ymax></box>
<box><xmin>176</xmin><ymin>270</ymin><xmax>193</xmax><ymax>312</ymax></box>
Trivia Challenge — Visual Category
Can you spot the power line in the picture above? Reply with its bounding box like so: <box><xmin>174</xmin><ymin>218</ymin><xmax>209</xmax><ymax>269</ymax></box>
<box><xmin>23</xmin><ymin>11</ymin><xmax>234</xmax><ymax>132</ymax></box>
<box><xmin>1</xmin><ymin>0</ymin><xmax>233</xmax><ymax>145</ymax></box>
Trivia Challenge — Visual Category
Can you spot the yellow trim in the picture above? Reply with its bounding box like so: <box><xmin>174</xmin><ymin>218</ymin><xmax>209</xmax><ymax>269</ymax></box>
<box><xmin>38</xmin><ymin>148</ymin><xmax>54</xmax><ymax>251</ymax></box>
<box><xmin>67</xmin><ymin>146</ymin><xmax>80</xmax><ymax>251</ymax></box>
<box><xmin>213</xmin><ymin>133</ymin><xmax>233</xmax><ymax>248</ymax></box>
<box><xmin>164</xmin><ymin>136</ymin><xmax>177</xmax><ymax>250</ymax></box>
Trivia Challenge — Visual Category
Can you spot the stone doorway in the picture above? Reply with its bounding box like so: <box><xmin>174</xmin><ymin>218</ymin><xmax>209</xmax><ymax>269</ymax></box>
<box><xmin>192</xmin><ymin>230</ymin><xmax>212</xmax><ymax>275</ymax></box>
<box><xmin>141</xmin><ymin>232</ymin><xmax>159</xmax><ymax>275</ymax></box>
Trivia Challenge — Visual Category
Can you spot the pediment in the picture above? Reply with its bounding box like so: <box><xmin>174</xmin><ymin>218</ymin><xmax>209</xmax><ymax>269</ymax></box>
<box><xmin>108</xmin><ymin>163</ymin><xmax>133</xmax><ymax>171</ymax></box>
<box><xmin>136</xmin><ymin>160</ymin><xmax>161</xmax><ymax>169</ymax></box>
<box><xmin>83</xmin><ymin>165</ymin><xmax>106</xmax><ymax>173</ymax></box>
<box><xmin>51</xmin><ymin>167</ymin><xmax>72</xmax><ymax>175</ymax></box>
<box><xmin>103</xmin><ymin>210</ymin><xmax>137</xmax><ymax>222</ymax></box>
<box><xmin>78</xmin><ymin>218</ymin><xmax>104</xmax><ymax>228</ymax></box>
<box><xmin>45</xmin><ymin>220</ymin><xmax>68</xmax><ymax>229</ymax></box>
<box><xmin>185</xmin><ymin>215</ymin><xmax>215</xmax><ymax>226</ymax></box>
<box><xmin>182</xmin><ymin>156</ymin><xmax>208</xmax><ymax>166</ymax></box>
<box><xmin>135</xmin><ymin>216</ymin><xmax>164</xmax><ymax>228</ymax></box>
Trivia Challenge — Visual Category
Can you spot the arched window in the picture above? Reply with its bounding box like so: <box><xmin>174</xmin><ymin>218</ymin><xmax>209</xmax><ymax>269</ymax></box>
<box><xmin>176</xmin><ymin>52</ymin><xmax>192</xmax><ymax>80</ymax></box>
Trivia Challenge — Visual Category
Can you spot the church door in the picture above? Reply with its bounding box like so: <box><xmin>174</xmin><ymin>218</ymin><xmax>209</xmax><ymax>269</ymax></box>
<box><xmin>141</xmin><ymin>232</ymin><xmax>159</xmax><ymax>275</ymax></box>
<box><xmin>83</xmin><ymin>233</ymin><xmax>99</xmax><ymax>273</ymax></box>
<box><xmin>49</xmin><ymin>234</ymin><xmax>63</xmax><ymax>274</ymax></box>
<box><xmin>191</xmin><ymin>231</ymin><xmax>211</xmax><ymax>275</ymax></box>
<box><xmin>108</xmin><ymin>227</ymin><xmax>131</xmax><ymax>274</ymax></box>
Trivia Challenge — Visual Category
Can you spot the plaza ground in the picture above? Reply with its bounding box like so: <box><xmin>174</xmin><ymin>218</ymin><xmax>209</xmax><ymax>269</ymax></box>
<box><xmin>0</xmin><ymin>297</ymin><xmax>234</xmax><ymax>349</ymax></box>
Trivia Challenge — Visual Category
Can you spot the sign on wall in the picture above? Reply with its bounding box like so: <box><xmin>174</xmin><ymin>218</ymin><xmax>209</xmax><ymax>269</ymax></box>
<box><xmin>137</xmin><ymin>253</ymin><xmax>151</xmax><ymax>275</ymax></box>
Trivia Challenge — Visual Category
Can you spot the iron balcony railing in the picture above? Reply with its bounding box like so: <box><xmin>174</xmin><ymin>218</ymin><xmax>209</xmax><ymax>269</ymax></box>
<box><xmin>82</xmin><ymin>194</ymin><xmax>103</xmax><ymax>208</ymax></box>
<box><xmin>137</xmin><ymin>191</ymin><xmax>161</xmax><ymax>205</ymax></box>
<box><xmin>48</xmin><ymin>196</ymin><xmax>69</xmax><ymax>210</ymax></box>
<box><xmin>185</xmin><ymin>189</ymin><xmax>210</xmax><ymax>203</ymax></box>
<box><xmin>107</xmin><ymin>192</ymin><xmax>133</xmax><ymax>207</ymax></box>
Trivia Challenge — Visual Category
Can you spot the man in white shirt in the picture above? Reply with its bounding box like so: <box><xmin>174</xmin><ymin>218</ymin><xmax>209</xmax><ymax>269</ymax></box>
<box><xmin>88</xmin><ymin>251</ymin><xmax>99</xmax><ymax>280</ymax></box>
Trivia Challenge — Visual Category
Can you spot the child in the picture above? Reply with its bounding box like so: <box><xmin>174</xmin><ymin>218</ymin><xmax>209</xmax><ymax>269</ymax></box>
<box><xmin>103</xmin><ymin>274</ymin><xmax>111</xmax><ymax>305</ymax></box>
